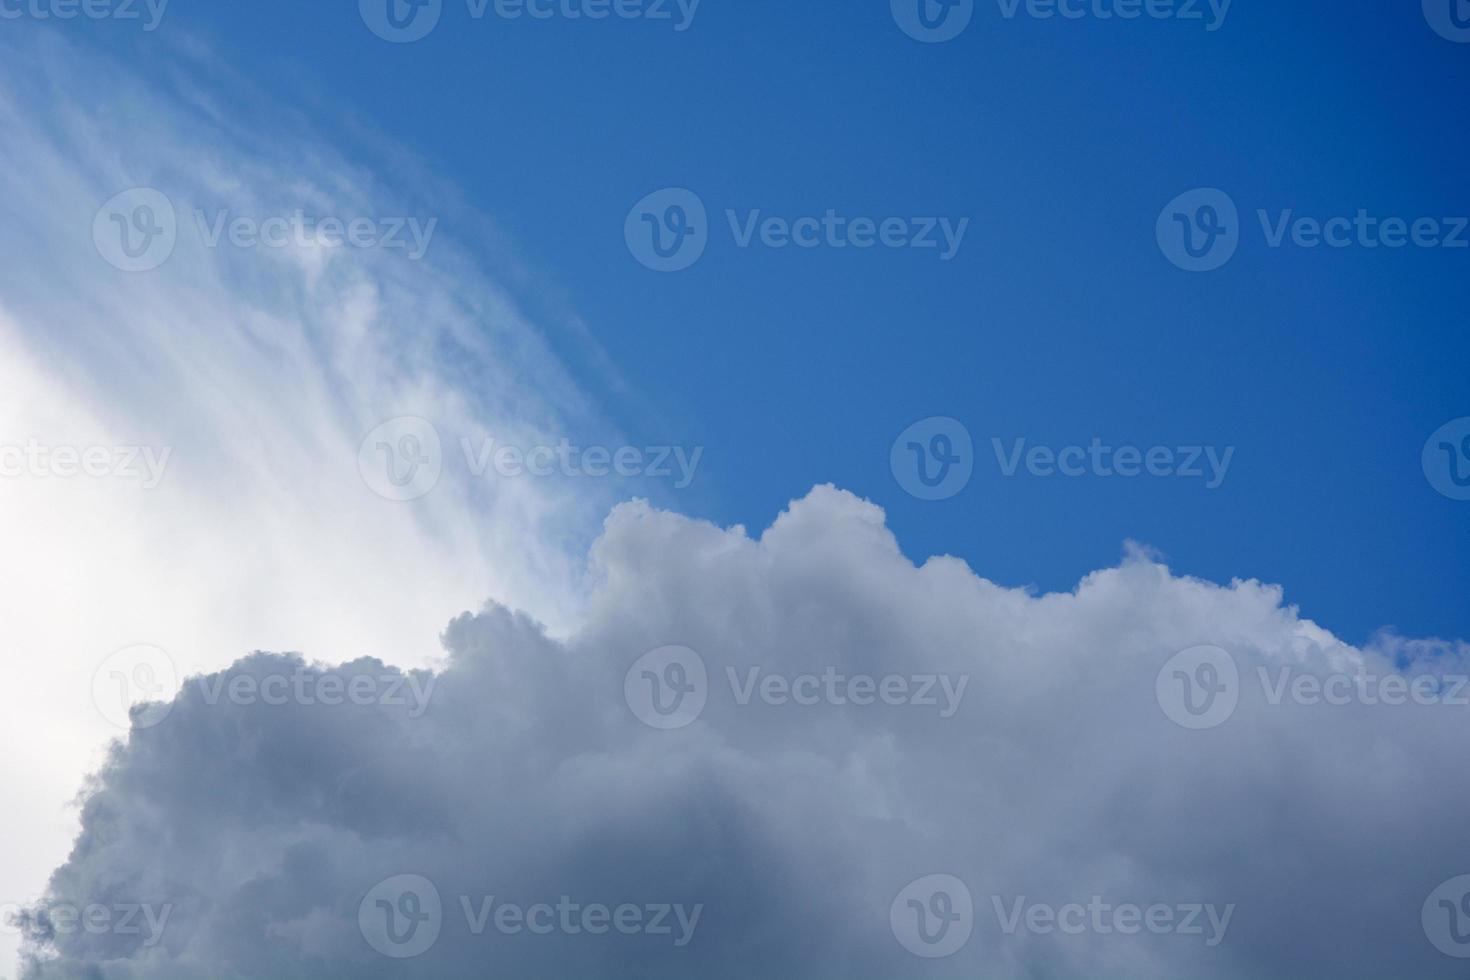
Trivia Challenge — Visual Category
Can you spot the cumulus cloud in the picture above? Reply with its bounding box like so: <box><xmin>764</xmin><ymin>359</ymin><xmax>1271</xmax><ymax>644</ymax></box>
<box><xmin>17</xmin><ymin>486</ymin><xmax>1470</xmax><ymax>978</ymax></box>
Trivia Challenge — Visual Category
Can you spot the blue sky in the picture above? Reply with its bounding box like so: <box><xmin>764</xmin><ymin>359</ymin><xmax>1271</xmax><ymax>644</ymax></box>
<box><xmin>40</xmin><ymin>2</ymin><xmax>1470</xmax><ymax>645</ymax></box>
<box><xmin>6</xmin><ymin>6</ymin><xmax>1470</xmax><ymax>977</ymax></box>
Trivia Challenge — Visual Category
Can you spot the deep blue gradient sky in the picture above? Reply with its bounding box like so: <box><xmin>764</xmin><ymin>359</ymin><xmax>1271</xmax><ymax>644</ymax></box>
<box><xmin>72</xmin><ymin>0</ymin><xmax>1470</xmax><ymax>644</ymax></box>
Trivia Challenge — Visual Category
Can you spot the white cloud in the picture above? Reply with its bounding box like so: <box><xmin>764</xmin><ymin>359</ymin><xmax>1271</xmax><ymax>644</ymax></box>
<box><xmin>2</xmin><ymin>30</ymin><xmax>1465</xmax><ymax>980</ymax></box>
<box><xmin>16</xmin><ymin>486</ymin><xmax>1470</xmax><ymax>978</ymax></box>
<box><xmin>0</xmin><ymin>32</ymin><xmax>625</xmax><ymax>974</ymax></box>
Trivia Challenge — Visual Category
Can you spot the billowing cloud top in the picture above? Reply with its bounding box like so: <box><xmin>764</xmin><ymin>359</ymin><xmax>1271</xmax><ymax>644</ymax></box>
<box><xmin>19</xmin><ymin>486</ymin><xmax>1470</xmax><ymax>978</ymax></box>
